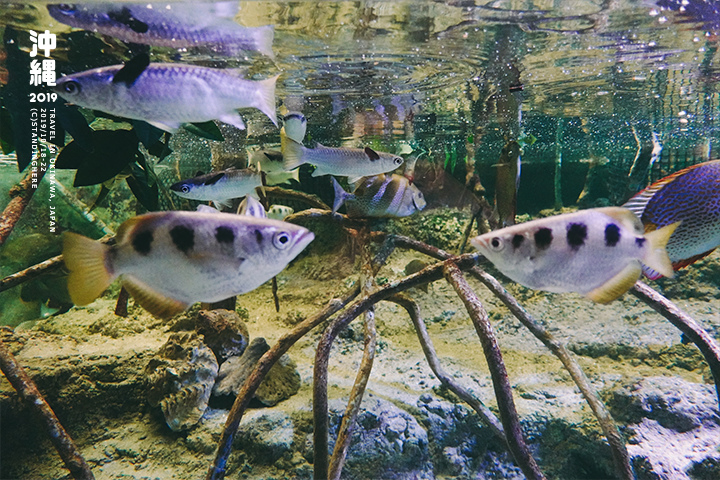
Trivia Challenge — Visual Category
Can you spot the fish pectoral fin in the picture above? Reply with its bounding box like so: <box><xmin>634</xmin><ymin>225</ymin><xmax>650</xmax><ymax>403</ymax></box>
<box><xmin>62</xmin><ymin>232</ymin><xmax>114</xmax><ymax>306</ymax></box>
<box><xmin>347</xmin><ymin>175</ymin><xmax>363</xmax><ymax>184</ymax></box>
<box><xmin>219</xmin><ymin>112</ymin><xmax>246</xmax><ymax>130</ymax></box>
<box><xmin>585</xmin><ymin>261</ymin><xmax>643</xmax><ymax>304</ymax></box>
<box><xmin>122</xmin><ymin>276</ymin><xmax>189</xmax><ymax>319</ymax></box>
<box><xmin>112</xmin><ymin>53</ymin><xmax>150</xmax><ymax>87</ymax></box>
<box><xmin>147</xmin><ymin>120</ymin><xmax>181</xmax><ymax>133</ymax></box>
<box><xmin>213</xmin><ymin>199</ymin><xmax>234</xmax><ymax>210</ymax></box>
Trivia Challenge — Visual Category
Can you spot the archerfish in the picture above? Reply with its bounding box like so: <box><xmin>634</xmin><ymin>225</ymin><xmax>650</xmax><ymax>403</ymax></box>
<box><xmin>281</xmin><ymin>131</ymin><xmax>404</xmax><ymax>184</ymax></box>
<box><xmin>470</xmin><ymin>207</ymin><xmax>679</xmax><ymax>303</ymax></box>
<box><xmin>248</xmin><ymin>148</ymin><xmax>299</xmax><ymax>185</ymax></box>
<box><xmin>62</xmin><ymin>211</ymin><xmax>314</xmax><ymax>319</ymax></box>
<box><xmin>54</xmin><ymin>54</ymin><xmax>278</xmax><ymax>133</ymax></box>
<box><xmin>624</xmin><ymin>160</ymin><xmax>720</xmax><ymax>279</ymax></box>
<box><xmin>47</xmin><ymin>2</ymin><xmax>275</xmax><ymax>58</ymax></box>
<box><xmin>170</xmin><ymin>168</ymin><xmax>262</xmax><ymax>210</ymax></box>
<box><xmin>332</xmin><ymin>174</ymin><xmax>427</xmax><ymax>218</ymax></box>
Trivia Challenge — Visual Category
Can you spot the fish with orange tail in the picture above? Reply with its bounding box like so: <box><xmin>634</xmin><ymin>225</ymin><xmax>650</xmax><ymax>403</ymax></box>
<box><xmin>624</xmin><ymin>160</ymin><xmax>720</xmax><ymax>279</ymax></box>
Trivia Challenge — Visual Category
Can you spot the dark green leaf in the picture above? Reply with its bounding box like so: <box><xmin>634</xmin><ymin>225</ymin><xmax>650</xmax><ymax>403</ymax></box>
<box><xmin>132</xmin><ymin>120</ymin><xmax>164</xmax><ymax>149</ymax></box>
<box><xmin>126</xmin><ymin>159</ymin><xmax>159</xmax><ymax>211</ymax></box>
<box><xmin>0</xmin><ymin>107</ymin><xmax>14</xmax><ymax>154</ymax></box>
<box><xmin>56</xmin><ymin>129</ymin><xmax>141</xmax><ymax>186</ymax></box>
<box><xmin>185</xmin><ymin>121</ymin><xmax>224</xmax><ymax>141</ymax></box>
<box><xmin>90</xmin><ymin>185</ymin><xmax>112</xmax><ymax>211</ymax></box>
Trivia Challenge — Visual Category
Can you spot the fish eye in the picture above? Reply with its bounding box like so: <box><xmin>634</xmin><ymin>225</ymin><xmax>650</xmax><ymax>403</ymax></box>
<box><xmin>62</xmin><ymin>80</ymin><xmax>81</xmax><ymax>95</ymax></box>
<box><xmin>58</xmin><ymin>4</ymin><xmax>76</xmax><ymax>13</ymax></box>
<box><xmin>273</xmin><ymin>231</ymin><xmax>291</xmax><ymax>249</ymax></box>
<box><xmin>489</xmin><ymin>237</ymin><xmax>504</xmax><ymax>251</ymax></box>
<box><xmin>181</xmin><ymin>185</ymin><xmax>190</xmax><ymax>193</ymax></box>
<box><xmin>394</xmin><ymin>157</ymin><xmax>404</xmax><ymax>165</ymax></box>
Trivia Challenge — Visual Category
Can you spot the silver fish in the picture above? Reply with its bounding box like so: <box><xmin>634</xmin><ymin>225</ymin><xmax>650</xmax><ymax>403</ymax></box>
<box><xmin>281</xmin><ymin>132</ymin><xmax>404</xmax><ymax>184</ymax></box>
<box><xmin>332</xmin><ymin>174</ymin><xmax>426</xmax><ymax>218</ymax></box>
<box><xmin>62</xmin><ymin>211</ymin><xmax>314</xmax><ymax>318</ymax></box>
<box><xmin>282</xmin><ymin>111</ymin><xmax>307</xmax><ymax>143</ymax></box>
<box><xmin>47</xmin><ymin>2</ymin><xmax>275</xmax><ymax>58</ymax></box>
<box><xmin>470</xmin><ymin>207</ymin><xmax>678</xmax><ymax>303</ymax></box>
<box><xmin>170</xmin><ymin>168</ymin><xmax>262</xmax><ymax>209</ymax></box>
<box><xmin>267</xmin><ymin>205</ymin><xmax>294</xmax><ymax>221</ymax></box>
<box><xmin>248</xmin><ymin>148</ymin><xmax>299</xmax><ymax>185</ymax></box>
<box><xmin>54</xmin><ymin>57</ymin><xmax>278</xmax><ymax>133</ymax></box>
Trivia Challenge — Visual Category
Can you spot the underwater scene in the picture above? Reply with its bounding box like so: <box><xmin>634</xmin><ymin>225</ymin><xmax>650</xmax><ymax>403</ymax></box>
<box><xmin>1</xmin><ymin>0</ymin><xmax>720</xmax><ymax>479</ymax></box>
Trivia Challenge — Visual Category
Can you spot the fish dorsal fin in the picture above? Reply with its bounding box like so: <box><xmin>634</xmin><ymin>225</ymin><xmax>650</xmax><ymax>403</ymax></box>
<box><xmin>365</xmin><ymin>147</ymin><xmax>380</xmax><ymax>161</ymax></box>
<box><xmin>113</xmin><ymin>53</ymin><xmax>150</xmax><ymax>87</ymax></box>
<box><xmin>622</xmin><ymin>161</ymin><xmax>720</xmax><ymax>220</ymax></box>
<box><xmin>107</xmin><ymin>6</ymin><xmax>148</xmax><ymax>33</ymax></box>
<box><xmin>115</xmin><ymin>215</ymin><xmax>147</xmax><ymax>244</ymax></box>
<box><xmin>595</xmin><ymin>206</ymin><xmax>644</xmax><ymax>233</ymax></box>
<box><xmin>586</xmin><ymin>261</ymin><xmax>642</xmax><ymax>304</ymax></box>
<box><xmin>203</xmin><ymin>172</ymin><xmax>225</xmax><ymax>186</ymax></box>
<box><xmin>263</xmin><ymin>151</ymin><xmax>283</xmax><ymax>162</ymax></box>
<box><xmin>122</xmin><ymin>275</ymin><xmax>189</xmax><ymax>319</ymax></box>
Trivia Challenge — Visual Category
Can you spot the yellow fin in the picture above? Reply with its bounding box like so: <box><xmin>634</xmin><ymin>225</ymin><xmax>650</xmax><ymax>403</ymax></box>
<box><xmin>122</xmin><ymin>275</ymin><xmax>189</xmax><ymax>319</ymax></box>
<box><xmin>62</xmin><ymin>232</ymin><xmax>114</xmax><ymax>306</ymax></box>
<box><xmin>642</xmin><ymin>221</ymin><xmax>681</xmax><ymax>278</ymax></box>
<box><xmin>115</xmin><ymin>215</ymin><xmax>146</xmax><ymax>244</ymax></box>
<box><xmin>586</xmin><ymin>261</ymin><xmax>642</xmax><ymax>304</ymax></box>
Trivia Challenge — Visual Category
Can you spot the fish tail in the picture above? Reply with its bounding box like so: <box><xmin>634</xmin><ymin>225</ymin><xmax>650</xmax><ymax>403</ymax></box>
<box><xmin>331</xmin><ymin>177</ymin><xmax>349</xmax><ymax>214</ymax></box>
<box><xmin>281</xmin><ymin>131</ymin><xmax>306</xmax><ymax>170</ymax></box>
<box><xmin>642</xmin><ymin>221</ymin><xmax>681</xmax><ymax>278</ymax></box>
<box><xmin>253</xmin><ymin>74</ymin><xmax>279</xmax><ymax>126</ymax></box>
<box><xmin>62</xmin><ymin>232</ymin><xmax>114</xmax><ymax>306</ymax></box>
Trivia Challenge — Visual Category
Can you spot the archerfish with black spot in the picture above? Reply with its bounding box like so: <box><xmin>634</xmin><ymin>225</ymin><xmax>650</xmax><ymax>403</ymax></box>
<box><xmin>62</xmin><ymin>211</ymin><xmax>314</xmax><ymax>318</ymax></box>
<box><xmin>53</xmin><ymin>54</ymin><xmax>278</xmax><ymax>133</ymax></box>
<box><xmin>470</xmin><ymin>207</ymin><xmax>679</xmax><ymax>303</ymax></box>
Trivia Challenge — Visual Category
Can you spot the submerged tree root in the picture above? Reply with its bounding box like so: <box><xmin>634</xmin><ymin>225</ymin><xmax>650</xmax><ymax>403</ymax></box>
<box><xmin>0</xmin><ymin>338</ymin><xmax>94</xmax><ymax>480</ymax></box>
<box><xmin>631</xmin><ymin>281</ymin><xmax>720</xmax><ymax>404</ymax></box>
<box><xmin>444</xmin><ymin>262</ymin><xmax>545</xmax><ymax>480</ymax></box>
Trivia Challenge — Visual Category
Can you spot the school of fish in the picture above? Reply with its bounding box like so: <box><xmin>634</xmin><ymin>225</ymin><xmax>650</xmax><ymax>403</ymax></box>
<box><xmin>52</xmin><ymin>2</ymin><xmax>718</xmax><ymax>320</ymax></box>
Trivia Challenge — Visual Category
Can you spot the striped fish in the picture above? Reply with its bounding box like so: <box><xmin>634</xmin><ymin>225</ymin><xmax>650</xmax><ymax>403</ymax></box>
<box><xmin>471</xmin><ymin>207</ymin><xmax>678</xmax><ymax>303</ymax></box>
<box><xmin>331</xmin><ymin>174</ymin><xmax>426</xmax><ymax>218</ymax></box>
<box><xmin>624</xmin><ymin>160</ymin><xmax>720</xmax><ymax>279</ymax></box>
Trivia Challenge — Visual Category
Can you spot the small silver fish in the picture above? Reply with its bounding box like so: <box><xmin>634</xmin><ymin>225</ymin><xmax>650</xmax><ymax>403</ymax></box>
<box><xmin>248</xmin><ymin>148</ymin><xmax>299</xmax><ymax>185</ymax></box>
<box><xmin>62</xmin><ymin>211</ymin><xmax>314</xmax><ymax>318</ymax></box>
<box><xmin>170</xmin><ymin>168</ymin><xmax>262</xmax><ymax>209</ymax></box>
<box><xmin>267</xmin><ymin>205</ymin><xmax>294</xmax><ymax>221</ymax></box>
<box><xmin>281</xmin><ymin>132</ymin><xmax>404</xmax><ymax>184</ymax></box>
<box><xmin>47</xmin><ymin>2</ymin><xmax>275</xmax><ymax>58</ymax></box>
<box><xmin>332</xmin><ymin>174</ymin><xmax>427</xmax><ymax>218</ymax></box>
<box><xmin>470</xmin><ymin>207</ymin><xmax>678</xmax><ymax>303</ymax></box>
<box><xmin>54</xmin><ymin>56</ymin><xmax>278</xmax><ymax>133</ymax></box>
<box><xmin>282</xmin><ymin>112</ymin><xmax>307</xmax><ymax>143</ymax></box>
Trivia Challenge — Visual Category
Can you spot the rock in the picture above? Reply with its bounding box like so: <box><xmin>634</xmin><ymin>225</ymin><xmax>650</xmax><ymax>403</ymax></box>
<box><xmin>329</xmin><ymin>395</ymin><xmax>433</xmax><ymax>480</ymax></box>
<box><xmin>145</xmin><ymin>332</ymin><xmax>219</xmax><ymax>431</ymax></box>
<box><xmin>235</xmin><ymin>410</ymin><xmax>296</xmax><ymax>464</ymax></box>
<box><xmin>606</xmin><ymin>376</ymin><xmax>720</xmax><ymax>479</ymax></box>
<box><xmin>213</xmin><ymin>337</ymin><xmax>300</xmax><ymax>406</ymax></box>
<box><xmin>194</xmin><ymin>309</ymin><xmax>249</xmax><ymax>363</ymax></box>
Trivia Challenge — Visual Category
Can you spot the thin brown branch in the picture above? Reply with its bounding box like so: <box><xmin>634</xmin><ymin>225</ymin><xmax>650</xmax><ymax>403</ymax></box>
<box><xmin>0</xmin><ymin>167</ymin><xmax>46</xmax><ymax>247</ymax></box>
<box><xmin>443</xmin><ymin>263</ymin><xmax>544</xmax><ymax>480</ymax></box>
<box><xmin>389</xmin><ymin>293</ymin><xmax>506</xmax><ymax>441</ymax></box>
<box><xmin>631</xmin><ymin>281</ymin><xmax>720</xmax><ymax>404</ymax></box>
<box><xmin>262</xmin><ymin>186</ymin><xmax>331</xmax><ymax>211</ymax></box>
<box><xmin>0</xmin><ymin>339</ymin><xmax>94</xmax><ymax>480</ymax></box>
<box><xmin>328</xmin><ymin>308</ymin><xmax>377</xmax><ymax>480</ymax></box>
<box><xmin>207</xmin><ymin>286</ymin><xmax>361</xmax><ymax>480</ymax></box>
<box><xmin>387</xmin><ymin>233</ymin><xmax>633</xmax><ymax>479</ymax></box>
